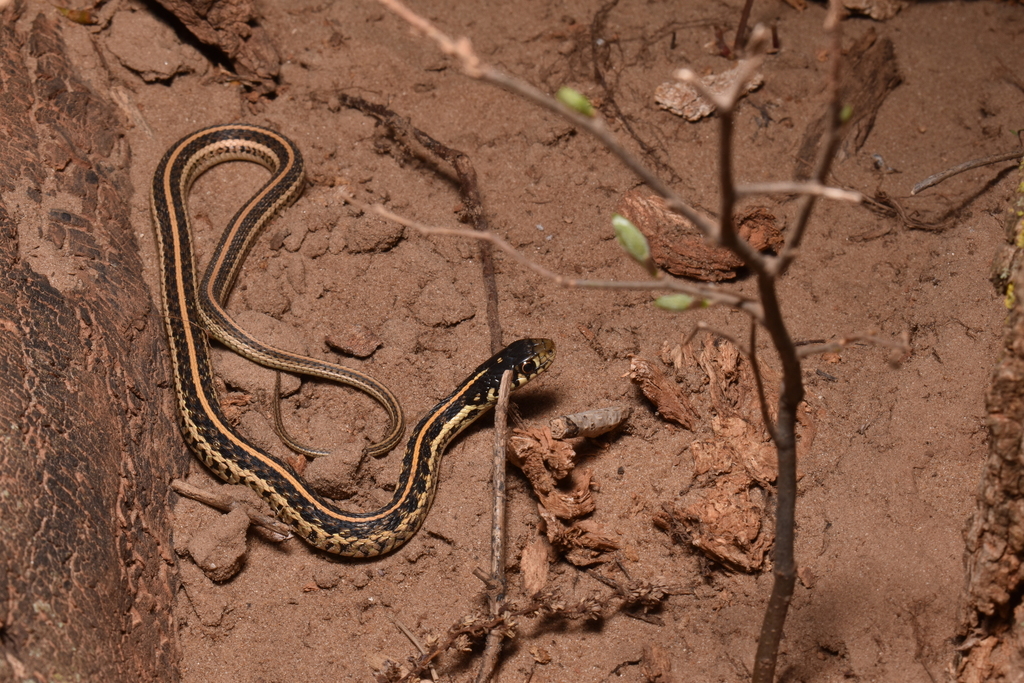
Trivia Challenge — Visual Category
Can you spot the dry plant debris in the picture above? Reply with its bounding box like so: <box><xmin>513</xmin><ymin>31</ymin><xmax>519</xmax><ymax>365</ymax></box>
<box><xmin>641</xmin><ymin>643</ymin><xmax>675</xmax><ymax>682</ymax></box>
<box><xmin>374</xmin><ymin>594</ymin><xmax>612</xmax><ymax>682</ymax></box>
<box><xmin>654</xmin><ymin>64</ymin><xmax>764</xmax><ymax>121</ymax></box>
<box><xmin>150</xmin><ymin>0</ymin><xmax>282</xmax><ymax>95</ymax></box>
<box><xmin>549</xmin><ymin>406</ymin><xmax>630</xmax><ymax>439</ymax></box>
<box><xmin>656</xmin><ymin>472</ymin><xmax>774</xmax><ymax>573</ymax></box>
<box><xmin>508</xmin><ymin>427</ymin><xmax>621</xmax><ymax>566</ymax></box>
<box><xmin>520</xmin><ymin>534</ymin><xmax>553</xmax><ymax>598</ymax></box>
<box><xmin>628</xmin><ymin>356</ymin><xmax>700</xmax><ymax>429</ymax></box>
<box><xmin>843</xmin><ymin>0</ymin><xmax>904</xmax><ymax>21</ymax></box>
<box><xmin>617</xmin><ymin>188</ymin><xmax>784</xmax><ymax>281</ymax></box>
<box><xmin>636</xmin><ymin>335</ymin><xmax>814</xmax><ymax>572</ymax></box>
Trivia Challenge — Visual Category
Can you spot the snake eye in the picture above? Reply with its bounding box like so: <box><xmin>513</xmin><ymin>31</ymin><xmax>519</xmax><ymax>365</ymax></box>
<box><xmin>520</xmin><ymin>360</ymin><xmax>537</xmax><ymax>376</ymax></box>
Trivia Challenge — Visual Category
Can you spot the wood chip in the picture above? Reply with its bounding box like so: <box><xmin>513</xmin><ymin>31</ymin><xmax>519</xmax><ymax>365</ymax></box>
<box><xmin>681</xmin><ymin>472</ymin><xmax>773</xmax><ymax>572</ymax></box>
<box><xmin>521</xmin><ymin>535</ymin><xmax>552</xmax><ymax>597</ymax></box>
<box><xmin>537</xmin><ymin>469</ymin><xmax>596</xmax><ymax>520</ymax></box>
<box><xmin>641</xmin><ymin>643</ymin><xmax>675</xmax><ymax>682</ymax></box>
<box><xmin>617</xmin><ymin>189</ymin><xmax>783</xmax><ymax>281</ymax></box>
<box><xmin>628</xmin><ymin>356</ymin><xmax>699</xmax><ymax>429</ymax></box>
<box><xmin>655</xmin><ymin>65</ymin><xmax>763</xmax><ymax>121</ymax></box>
<box><xmin>549</xmin><ymin>406</ymin><xmax>630</xmax><ymax>439</ymax></box>
<box><xmin>508</xmin><ymin>427</ymin><xmax>578</xmax><ymax>494</ymax></box>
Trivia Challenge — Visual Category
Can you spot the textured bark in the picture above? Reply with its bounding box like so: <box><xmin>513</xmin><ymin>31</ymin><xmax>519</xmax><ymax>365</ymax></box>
<box><xmin>149</xmin><ymin>0</ymin><xmax>281</xmax><ymax>94</ymax></box>
<box><xmin>956</xmin><ymin>159</ymin><xmax>1024</xmax><ymax>681</ymax></box>
<box><xmin>0</xmin><ymin>8</ymin><xmax>184</xmax><ymax>682</ymax></box>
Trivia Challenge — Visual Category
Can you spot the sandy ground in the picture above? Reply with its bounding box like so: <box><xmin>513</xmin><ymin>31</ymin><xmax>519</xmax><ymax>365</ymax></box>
<box><xmin>34</xmin><ymin>0</ymin><xmax>1024</xmax><ymax>680</ymax></box>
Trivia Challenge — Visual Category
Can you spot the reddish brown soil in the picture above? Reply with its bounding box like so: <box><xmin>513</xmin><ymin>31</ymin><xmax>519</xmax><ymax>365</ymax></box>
<box><xmin>33</xmin><ymin>0</ymin><xmax>1024</xmax><ymax>680</ymax></box>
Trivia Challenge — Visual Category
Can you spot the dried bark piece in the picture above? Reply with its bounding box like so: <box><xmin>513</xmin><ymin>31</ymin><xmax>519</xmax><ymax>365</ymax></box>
<box><xmin>641</xmin><ymin>644</ymin><xmax>675</xmax><ymax>683</ymax></box>
<box><xmin>538</xmin><ymin>507</ymin><xmax>620</xmax><ymax>564</ymax></box>
<box><xmin>680</xmin><ymin>472</ymin><xmax>773</xmax><ymax>572</ymax></box>
<box><xmin>629</xmin><ymin>356</ymin><xmax>700</xmax><ymax>429</ymax></box>
<box><xmin>508</xmin><ymin>427</ymin><xmax>578</xmax><ymax>494</ymax></box>
<box><xmin>521</xmin><ymin>535</ymin><xmax>552</xmax><ymax>597</ymax></box>
<box><xmin>151</xmin><ymin>0</ymin><xmax>282</xmax><ymax>95</ymax></box>
<box><xmin>538</xmin><ymin>469</ymin><xmax>597</xmax><ymax>520</ymax></box>
<box><xmin>957</xmin><ymin>152</ymin><xmax>1024</xmax><ymax>681</ymax></box>
<box><xmin>510</xmin><ymin>428</ymin><xmax>617</xmax><ymax>564</ymax></box>
<box><xmin>655</xmin><ymin>65</ymin><xmax>764</xmax><ymax>121</ymax></box>
<box><xmin>1</xmin><ymin>14</ymin><xmax>181</xmax><ymax>681</ymax></box>
<box><xmin>690</xmin><ymin>416</ymin><xmax>776</xmax><ymax>485</ymax></box>
<box><xmin>843</xmin><ymin>0</ymin><xmax>904</xmax><ymax>20</ymax></box>
<box><xmin>549</xmin><ymin>406</ymin><xmax>630</xmax><ymax>439</ymax></box>
<box><xmin>617</xmin><ymin>188</ymin><xmax>783</xmax><ymax>281</ymax></box>
<box><xmin>698</xmin><ymin>337</ymin><xmax>742</xmax><ymax>416</ymax></box>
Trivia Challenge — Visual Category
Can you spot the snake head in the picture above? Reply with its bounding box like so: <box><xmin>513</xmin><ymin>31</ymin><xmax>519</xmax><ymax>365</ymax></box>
<box><xmin>493</xmin><ymin>338</ymin><xmax>555</xmax><ymax>389</ymax></box>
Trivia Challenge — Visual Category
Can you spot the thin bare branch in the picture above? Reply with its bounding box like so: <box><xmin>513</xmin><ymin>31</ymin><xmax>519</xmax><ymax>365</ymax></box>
<box><xmin>733</xmin><ymin>0</ymin><xmax>756</xmax><ymax>54</ymax></box>
<box><xmin>374</xmin><ymin>2</ymin><xmax>855</xmax><ymax>681</ymax></box>
<box><xmin>715</xmin><ymin>82</ymin><xmax>768</xmax><ymax>275</ymax></box>
<box><xmin>391</xmin><ymin>619</ymin><xmax>439</xmax><ymax>682</ymax></box>
<box><xmin>911</xmin><ymin>149</ymin><xmax>1023</xmax><ymax>195</ymax></box>
<box><xmin>772</xmin><ymin>2</ymin><xmax>845</xmax><ymax>278</ymax></box>
<box><xmin>748</xmin><ymin>322</ymin><xmax>777</xmax><ymax>442</ymax></box>
<box><xmin>796</xmin><ymin>332</ymin><xmax>910</xmax><ymax>361</ymax></box>
<box><xmin>476</xmin><ymin>369</ymin><xmax>515</xmax><ymax>683</ymax></box>
<box><xmin>375</xmin><ymin>0</ymin><xmax>720</xmax><ymax>244</ymax></box>
<box><xmin>674</xmin><ymin>49</ymin><xmax>764</xmax><ymax>115</ymax></box>
<box><xmin>682</xmin><ymin>321</ymin><xmax>750</xmax><ymax>356</ymax></box>
<box><xmin>340</xmin><ymin>190</ymin><xmax>765</xmax><ymax>320</ymax></box>
<box><xmin>171</xmin><ymin>479</ymin><xmax>293</xmax><ymax>541</ymax></box>
<box><xmin>333</xmin><ymin>93</ymin><xmax>505</xmax><ymax>352</ymax></box>
<box><xmin>752</xmin><ymin>5</ymin><xmax>844</xmax><ymax>680</ymax></box>
<box><xmin>736</xmin><ymin>182</ymin><xmax>862</xmax><ymax>203</ymax></box>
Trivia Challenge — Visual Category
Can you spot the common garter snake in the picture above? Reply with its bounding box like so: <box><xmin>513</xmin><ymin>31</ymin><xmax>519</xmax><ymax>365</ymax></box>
<box><xmin>166</xmin><ymin>124</ymin><xmax>404</xmax><ymax>458</ymax></box>
<box><xmin>152</xmin><ymin>124</ymin><xmax>555</xmax><ymax>556</ymax></box>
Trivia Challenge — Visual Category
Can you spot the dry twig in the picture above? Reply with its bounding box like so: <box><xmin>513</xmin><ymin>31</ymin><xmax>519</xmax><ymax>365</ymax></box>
<box><xmin>333</xmin><ymin>93</ymin><xmax>504</xmax><ymax>353</ymax></box>
<box><xmin>339</xmin><ymin>191</ymin><xmax>765</xmax><ymax>319</ymax></box>
<box><xmin>912</xmin><ymin>149</ymin><xmax>1023</xmax><ymax>195</ymax></box>
<box><xmin>476</xmin><ymin>370</ymin><xmax>514</xmax><ymax>683</ymax></box>
<box><xmin>171</xmin><ymin>479</ymin><xmax>292</xmax><ymax>541</ymax></box>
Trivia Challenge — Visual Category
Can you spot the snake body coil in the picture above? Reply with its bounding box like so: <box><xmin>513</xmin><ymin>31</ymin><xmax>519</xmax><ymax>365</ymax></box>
<box><xmin>152</xmin><ymin>124</ymin><xmax>554</xmax><ymax>556</ymax></box>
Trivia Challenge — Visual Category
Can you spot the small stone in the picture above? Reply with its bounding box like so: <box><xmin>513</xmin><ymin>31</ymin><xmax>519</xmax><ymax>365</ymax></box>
<box><xmin>325</xmin><ymin>325</ymin><xmax>382</xmax><ymax>358</ymax></box>
<box><xmin>313</xmin><ymin>564</ymin><xmax>345</xmax><ymax>590</ymax></box>
<box><xmin>188</xmin><ymin>507</ymin><xmax>250</xmax><ymax>582</ymax></box>
<box><xmin>304</xmin><ymin>449</ymin><xmax>362</xmax><ymax>499</ymax></box>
